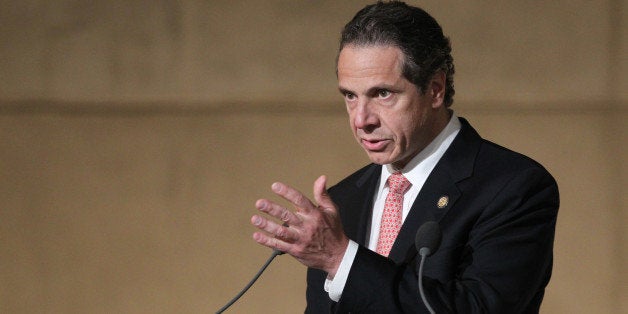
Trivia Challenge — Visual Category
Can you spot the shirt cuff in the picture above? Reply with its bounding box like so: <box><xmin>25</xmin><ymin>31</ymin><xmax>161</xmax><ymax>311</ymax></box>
<box><xmin>323</xmin><ymin>240</ymin><xmax>359</xmax><ymax>302</ymax></box>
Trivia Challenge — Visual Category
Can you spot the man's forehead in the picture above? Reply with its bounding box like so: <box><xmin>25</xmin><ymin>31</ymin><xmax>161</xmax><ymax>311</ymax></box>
<box><xmin>337</xmin><ymin>45</ymin><xmax>405</xmax><ymax>87</ymax></box>
<box><xmin>338</xmin><ymin>44</ymin><xmax>404</xmax><ymax>66</ymax></box>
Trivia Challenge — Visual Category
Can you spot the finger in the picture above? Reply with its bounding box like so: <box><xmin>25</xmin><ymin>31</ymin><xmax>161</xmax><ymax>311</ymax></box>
<box><xmin>252</xmin><ymin>231</ymin><xmax>292</xmax><ymax>254</ymax></box>
<box><xmin>271</xmin><ymin>182</ymin><xmax>316</xmax><ymax>213</ymax></box>
<box><xmin>251</xmin><ymin>214</ymin><xmax>299</xmax><ymax>242</ymax></box>
<box><xmin>255</xmin><ymin>199</ymin><xmax>303</xmax><ymax>226</ymax></box>
<box><xmin>313</xmin><ymin>175</ymin><xmax>336</xmax><ymax>213</ymax></box>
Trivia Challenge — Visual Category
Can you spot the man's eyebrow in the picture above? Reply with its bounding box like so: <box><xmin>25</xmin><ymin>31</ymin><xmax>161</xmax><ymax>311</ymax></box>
<box><xmin>368</xmin><ymin>84</ymin><xmax>395</xmax><ymax>91</ymax></box>
<box><xmin>365</xmin><ymin>84</ymin><xmax>398</xmax><ymax>96</ymax></box>
<box><xmin>338</xmin><ymin>84</ymin><xmax>398</xmax><ymax>96</ymax></box>
<box><xmin>338</xmin><ymin>87</ymin><xmax>353</xmax><ymax>95</ymax></box>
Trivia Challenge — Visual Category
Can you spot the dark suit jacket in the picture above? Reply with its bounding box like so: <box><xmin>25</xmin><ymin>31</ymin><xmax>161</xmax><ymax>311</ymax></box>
<box><xmin>305</xmin><ymin>118</ymin><xmax>559</xmax><ymax>313</ymax></box>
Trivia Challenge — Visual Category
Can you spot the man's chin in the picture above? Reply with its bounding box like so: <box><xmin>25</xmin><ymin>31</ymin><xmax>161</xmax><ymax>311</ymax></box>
<box><xmin>365</xmin><ymin>152</ymin><xmax>394</xmax><ymax>165</ymax></box>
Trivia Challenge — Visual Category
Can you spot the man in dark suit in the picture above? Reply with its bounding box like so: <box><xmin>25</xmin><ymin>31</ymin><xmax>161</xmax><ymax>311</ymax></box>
<box><xmin>251</xmin><ymin>2</ymin><xmax>559</xmax><ymax>313</ymax></box>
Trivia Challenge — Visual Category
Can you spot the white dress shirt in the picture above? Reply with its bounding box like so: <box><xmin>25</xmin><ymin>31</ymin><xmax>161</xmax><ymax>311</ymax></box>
<box><xmin>324</xmin><ymin>114</ymin><xmax>461</xmax><ymax>302</ymax></box>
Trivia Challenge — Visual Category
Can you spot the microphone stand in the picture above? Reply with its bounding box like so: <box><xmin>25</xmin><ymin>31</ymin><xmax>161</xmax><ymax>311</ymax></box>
<box><xmin>215</xmin><ymin>249</ymin><xmax>283</xmax><ymax>314</ymax></box>
<box><xmin>417</xmin><ymin>247</ymin><xmax>436</xmax><ymax>314</ymax></box>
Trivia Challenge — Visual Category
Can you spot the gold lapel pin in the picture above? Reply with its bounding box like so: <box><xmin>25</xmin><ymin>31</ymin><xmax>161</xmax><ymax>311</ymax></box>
<box><xmin>437</xmin><ymin>196</ymin><xmax>449</xmax><ymax>208</ymax></box>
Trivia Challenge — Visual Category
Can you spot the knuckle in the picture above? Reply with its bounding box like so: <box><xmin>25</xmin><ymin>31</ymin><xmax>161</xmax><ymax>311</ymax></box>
<box><xmin>292</xmin><ymin>246</ymin><xmax>305</xmax><ymax>257</ymax></box>
<box><xmin>295</xmin><ymin>194</ymin><xmax>307</xmax><ymax>206</ymax></box>
<box><xmin>258</xmin><ymin>234</ymin><xmax>270</xmax><ymax>246</ymax></box>
<box><xmin>276</xmin><ymin>227</ymin><xmax>285</xmax><ymax>239</ymax></box>
<box><xmin>280</xmin><ymin>209</ymin><xmax>290</xmax><ymax>221</ymax></box>
<box><xmin>267</xmin><ymin>237</ymin><xmax>278</xmax><ymax>247</ymax></box>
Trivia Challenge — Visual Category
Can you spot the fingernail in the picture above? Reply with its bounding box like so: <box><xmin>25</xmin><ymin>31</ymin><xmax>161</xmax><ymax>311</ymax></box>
<box><xmin>271</xmin><ymin>182</ymin><xmax>281</xmax><ymax>192</ymax></box>
<box><xmin>252</xmin><ymin>216</ymin><xmax>261</xmax><ymax>225</ymax></box>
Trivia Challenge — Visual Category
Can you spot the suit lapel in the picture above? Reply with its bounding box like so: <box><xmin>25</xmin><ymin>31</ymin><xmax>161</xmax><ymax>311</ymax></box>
<box><xmin>388</xmin><ymin>167</ymin><xmax>461</xmax><ymax>263</ymax></box>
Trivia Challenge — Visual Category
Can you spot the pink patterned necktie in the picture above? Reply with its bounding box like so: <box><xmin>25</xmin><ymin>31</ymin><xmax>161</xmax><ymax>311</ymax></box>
<box><xmin>376</xmin><ymin>172</ymin><xmax>411</xmax><ymax>257</ymax></box>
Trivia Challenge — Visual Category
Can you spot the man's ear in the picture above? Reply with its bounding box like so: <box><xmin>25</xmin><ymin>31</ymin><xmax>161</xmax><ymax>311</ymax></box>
<box><xmin>429</xmin><ymin>71</ymin><xmax>446</xmax><ymax>109</ymax></box>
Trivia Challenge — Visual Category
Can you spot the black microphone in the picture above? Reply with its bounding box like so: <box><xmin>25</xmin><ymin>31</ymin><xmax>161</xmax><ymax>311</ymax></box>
<box><xmin>415</xmin><ymin>221</ymin><xmax>442</xmax><ymax>314</ymax></box>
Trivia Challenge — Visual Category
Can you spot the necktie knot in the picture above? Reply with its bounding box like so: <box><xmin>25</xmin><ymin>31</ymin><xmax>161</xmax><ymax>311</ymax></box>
<box><xmin>388</xmin><ymin>172</ymin><xmax>411</xmax><ymax>194</ymax></box>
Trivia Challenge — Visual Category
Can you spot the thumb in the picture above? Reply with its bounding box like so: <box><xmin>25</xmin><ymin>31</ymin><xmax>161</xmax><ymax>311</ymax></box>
<box><xmin>313</xmin><ymin>175</ymin><xmax>335</xmax><ymax>212</ymax></box>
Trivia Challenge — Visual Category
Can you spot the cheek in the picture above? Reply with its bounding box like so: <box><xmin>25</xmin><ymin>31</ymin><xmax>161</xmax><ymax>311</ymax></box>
<box><xmin>348</xmin><ymin>117</ymin><xmax>360</xmax><ymax>139</ymax></box>
<box><xmin>348</xmin><ymin>116</ymin><xmax>356</xmax><ymax>131</ymax></box>
<box><xmin>403</xmin><ymin>107</ymin><xmax>429</xmax><ymax>133</ymax></box>
<box><xmin>347</xmin><ymin>109</ymin><xmax>357</xmax><ymax>127</ymax></box>
<box><xmin>391</xmin><ymin>116</ymin><xmax>423</xmax><ymax>152</ymax></box>
<box><xmin>386</xmin><ymin>115</ymin><xmax>413</xmax><ymax>138</ymax></box>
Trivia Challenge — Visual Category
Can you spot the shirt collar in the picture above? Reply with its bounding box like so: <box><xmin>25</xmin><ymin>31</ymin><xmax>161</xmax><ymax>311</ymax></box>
<box><xmin>381</xmin><ymin>112</ymin><xmax>461</xmax><ymax>188</ymax></box>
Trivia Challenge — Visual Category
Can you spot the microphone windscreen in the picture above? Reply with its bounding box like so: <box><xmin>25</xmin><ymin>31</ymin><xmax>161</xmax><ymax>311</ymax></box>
<box><xmin>415</xmin><ymin>221</ymin><xmax>442</xmax><ymax>256</ymax></box>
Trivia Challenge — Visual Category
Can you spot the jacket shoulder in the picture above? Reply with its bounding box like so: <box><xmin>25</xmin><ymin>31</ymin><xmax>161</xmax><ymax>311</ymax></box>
<box><xmin>329</xmin><ymin>163</ymin><xmax>380</xmax><ymax>195</ymax></box>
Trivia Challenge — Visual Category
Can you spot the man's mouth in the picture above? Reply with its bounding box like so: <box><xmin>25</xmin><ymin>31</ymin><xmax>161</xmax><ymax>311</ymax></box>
<box><xmin>361</xmin><ymin>138</ymin><xmax>390</xmax><ymax>151</ymax></box>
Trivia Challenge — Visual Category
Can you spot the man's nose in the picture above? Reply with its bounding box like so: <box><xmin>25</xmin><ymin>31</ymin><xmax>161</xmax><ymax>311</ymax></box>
<box><xmin>353</xmin><ymin>101</ymin><xmax>379</xmax><ymax>130</ymax></box>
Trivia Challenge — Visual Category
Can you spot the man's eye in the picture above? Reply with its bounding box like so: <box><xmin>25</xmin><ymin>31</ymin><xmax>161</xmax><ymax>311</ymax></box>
<box><xmin>378</xmin><ymin>90</ymin><xmax>391</xmax><ymax>98</ymax></box>
<box><xmin>345</xmin><ymin>93</ymin><xmax>356</xmax><ymax>100</ymax></box>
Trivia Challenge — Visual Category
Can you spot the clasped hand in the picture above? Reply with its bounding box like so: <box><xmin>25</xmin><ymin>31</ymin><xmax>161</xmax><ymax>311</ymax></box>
<box><xmin>251</xmin><ymin>175</ymin><xmax>348</xmax><ymax>277</ymax></box>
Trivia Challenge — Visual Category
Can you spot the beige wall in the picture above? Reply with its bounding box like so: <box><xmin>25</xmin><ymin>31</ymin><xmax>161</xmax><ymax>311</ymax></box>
<box><xmin>1</xmin><ymin>1</ymin><xmax>625</xmax><ymax>313</ymax></box>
